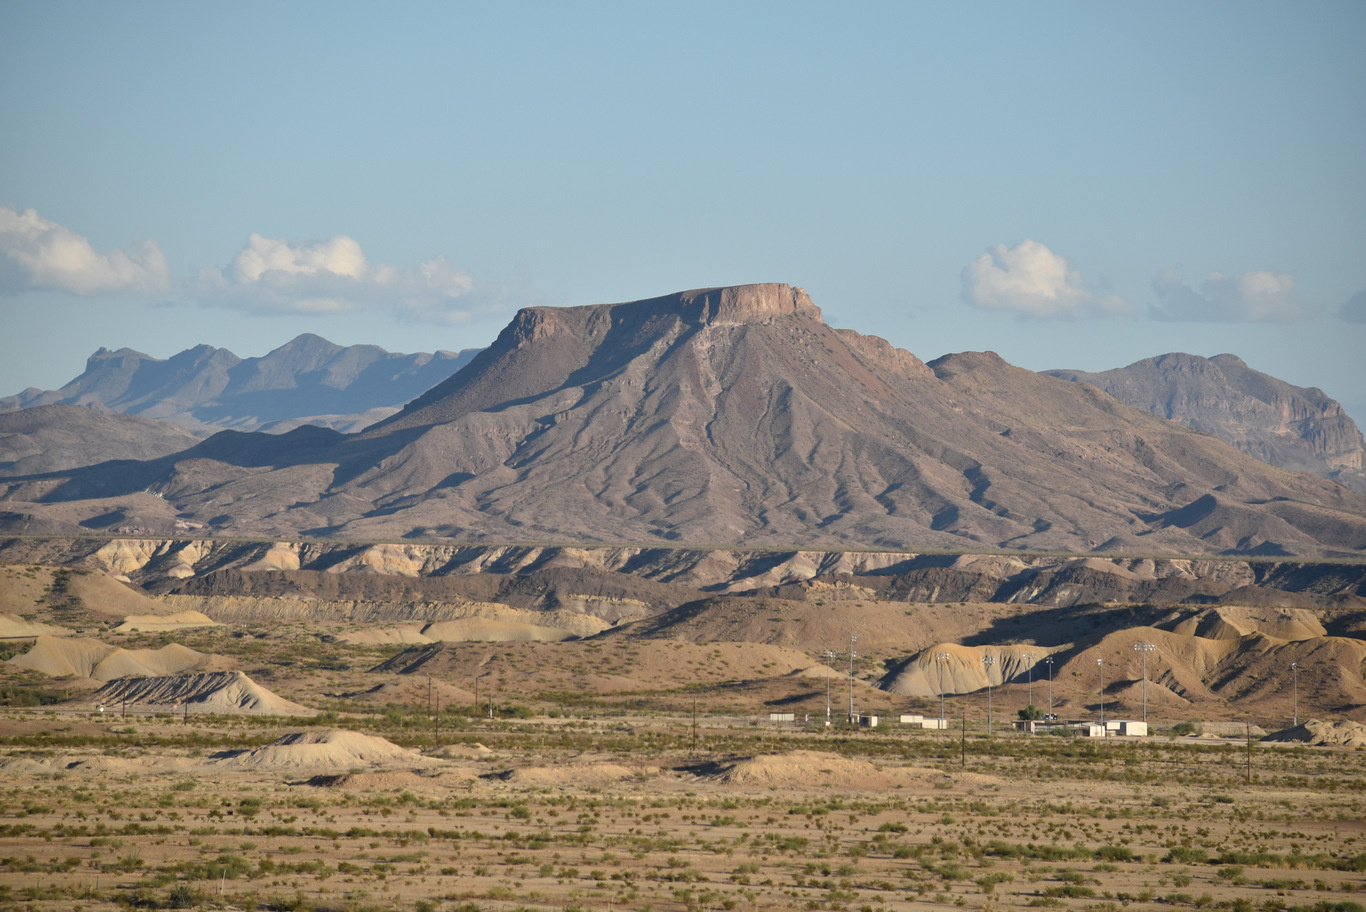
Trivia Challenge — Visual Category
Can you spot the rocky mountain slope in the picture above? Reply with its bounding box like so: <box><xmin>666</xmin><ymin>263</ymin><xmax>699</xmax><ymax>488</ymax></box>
<box><xmin>0</xmin><ymin>404</ymin><xmax>202</xmax><ymax>475</ymax></box>
<box><xmin>1047</xmin><ymin>353</ymin><xmax>1366</xmax><ymax>492</ymax></box>
<box><xmin>2</xmin><ymin>284</ymin><xmax>1365</xmax><ymax>556</ymax></box>
<box><xmin>0</xmin><ymin>334</ymin><xmax>480</xmax><ymax>434</ymax></box>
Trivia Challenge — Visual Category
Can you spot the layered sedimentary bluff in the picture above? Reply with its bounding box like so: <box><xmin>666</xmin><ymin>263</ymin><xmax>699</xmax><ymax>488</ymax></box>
<box><xmin>2</xmin><ymin>284</ymin><xmax>1365</xmax><ymax>556</ymax></box>
<box><xmin>2</xmin><ymin>536</ymin><xmax>1363</xmax><ymax>613</ymax></box>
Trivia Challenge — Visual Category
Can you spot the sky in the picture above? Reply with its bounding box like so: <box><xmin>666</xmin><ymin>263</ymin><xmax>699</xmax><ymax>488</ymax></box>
<box><xmin>2</xmin><ymin>1</ymin><xmax>1365</xmax><ymax>425</ymax></box>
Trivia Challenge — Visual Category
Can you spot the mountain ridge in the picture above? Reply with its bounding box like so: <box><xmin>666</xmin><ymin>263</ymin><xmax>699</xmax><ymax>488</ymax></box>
<box><xmin>1047</xmin><ymin>353</ymin><xmax>1366</xmax><ymax>492</ymax></box>
<box><xmin>0</xmin><ymin>334</ymin><xmax>481</xmax><ymax>434</ymax></box>
<box><xmin>2</xmin><ymin>283</ymin><xmax>1364</xmax><ymax>556</ymax></box>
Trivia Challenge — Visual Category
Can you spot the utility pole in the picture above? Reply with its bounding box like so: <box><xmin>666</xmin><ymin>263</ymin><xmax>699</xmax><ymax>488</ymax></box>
<box><xmin>1097</xmin><ymin>658</ymin><xmax>1105</xmax><ymax>735</ymax></box>
<box><xmin>1133</xmin><ymin>644</ymin><xmax>1155</xmax><ymax>726</ymax></box>
<box><xmin>982</xmin><ymin>655</ymin><xmax>995</xmax><ymax>735</ymax></box>
<box><xmin>847</xmin><ymin>635</ymin><xmax>858</xmax><ymax>724</ymax></box>
<box><xmin>1044</xmin><ymin>655</ymin><xmax>1054</xmax><ymax>719</ymax></box>
<box><xmin>1291</xmin><ymin>662</ymin><xmax>1299</xmax><ymax>727</ymax></box>
<box><xmin>822</xmin><ymin>650</ymin><xmax>837</xmax><ymax>727</ymax></box>
<box><xmin>1022</xmin><ymin>652</ymin><xmax>1037</xmax><ymax>711</ymax></box>
<box><xmin>935</xmin><ymin>652</ymin><xmax>951</xmax><ymax>723</ymax></box>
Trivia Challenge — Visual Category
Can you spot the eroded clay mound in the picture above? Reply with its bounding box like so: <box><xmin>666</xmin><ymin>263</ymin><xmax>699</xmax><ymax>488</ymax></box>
<box><xmin>10</xmin><ymin>635</ymin><xmax>208</xmax><ymax>681</ymax></box>
<box><xmin>487</xmin><ymin>762</ymin><xmax>646</xmax><ymax>786</ymax></box>
<box><xmin>210</xmin><ymin>728</ymin><xmax>421</xmax><ymax>770</ymax></box>
<box><xmin>93</xmin><ymin>670</ymin><xmax>313</xmax><ymax>715</ymax></box>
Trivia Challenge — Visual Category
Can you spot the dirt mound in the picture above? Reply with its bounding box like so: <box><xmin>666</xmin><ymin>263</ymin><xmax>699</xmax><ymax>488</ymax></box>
<box><xmin>489</xmin><ymin>762</ymin><xmax>645</xmax><ymax>786</ymax></box>
<box><xmin>1264</xmin><ymin>719</ymin><xmax>1366</xmax><ymax>747</ymax></box>
<box><xmin>114</xmin><ymin>610</ymin><xmax>220</xmax><ymax>633</ymax></box>
<box><xmin>210</xmin><ymin>728</ymin><xmax>421</xmax><ymax>770</ymax></box>
<box><xmin>93</xmin><ymin>670</ymin><xmax>314</xmax><ymax>715</ymax></box>
<box><xmin>708</xmin><ymin>750</ymin><xmax>919</xmax><ymax>790</ymax></box>
<box><xmin>1193</xmin><ymin>721</ymin><xmax>1268</xmax><ymax>738</ymax></box>
<box><xmin>428</xmin><ymin>743</ymin><xmax>494</xmax><ymax>759</ymax></box>
<box><xmin>0</xmin><ymin>613</ymin><xmax>71</xmax><ymax>639</ymax></box>
<box><xmin>0</xmin><ymin>754</ymin><xmax>189</xmax><ymax>776</ymax></box>
<box><xmin>9</xmin><ymin>635</ymin><xmax>208</xmax><ymax>681</ymax></box>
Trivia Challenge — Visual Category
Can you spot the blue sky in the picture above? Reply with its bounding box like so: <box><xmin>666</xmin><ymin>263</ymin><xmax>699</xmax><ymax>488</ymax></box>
<box><xmin>3</xmin><ymin>1</ymin><xmax>1364</xmax><ymax>423</ymax></box>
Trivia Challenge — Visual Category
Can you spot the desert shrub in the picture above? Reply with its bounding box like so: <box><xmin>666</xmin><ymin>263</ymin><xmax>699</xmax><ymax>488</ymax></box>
<box><xmin>1173</xmin><ymin>721</ymin><xmax>1202</xmax><ymax>736</ymax></box>
<box><xmin>167</xmin><ymin>884</ymin><xmax>200</xmax><ymax>908</ymax></box>
<box><xmin>0</xmin><ymin>683</ymin><xmax>67</xmax><ymax>706</ymax></box>
<box><xmin>1218</xmin><ymin>851</ymin><xmax>1285</xmax><ymax>868</ymax></box>
<box><xmin>976</xmin><ymin>872</ymin><xmax>1015</xmax><ymax>894</ymax></box>
<box><xmin>1334</xmin><ymin>855</ymin><xmax>1366</xmax><ymax>873</ymax></box>
<box><xmin>1165</xmin><ymin>846</ymin><xmax>1209</xmax><ymax>864</ymax></box>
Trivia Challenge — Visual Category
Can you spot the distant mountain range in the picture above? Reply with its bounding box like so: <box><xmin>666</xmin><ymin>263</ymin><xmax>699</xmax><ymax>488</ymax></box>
<box><xmin>0</xmin><ymin>334</ymin><xmax>481</xmax><ymax>434</ymax></box>
<box><xmin>1048</xmin><ymin>354</ymin><xmax>1366</xmax><ymax>493</ymax></box>
<box><xmin>2</xmin><ymin>283</ymin><xmax>1363</xmax><ymax>558</ymax></box>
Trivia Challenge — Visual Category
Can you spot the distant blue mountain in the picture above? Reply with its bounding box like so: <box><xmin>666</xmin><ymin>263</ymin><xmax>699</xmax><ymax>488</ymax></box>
<box><xmin>0</xmin><ymin>334</ymin><xmax>483</xmax><ymax>434</ymax></box>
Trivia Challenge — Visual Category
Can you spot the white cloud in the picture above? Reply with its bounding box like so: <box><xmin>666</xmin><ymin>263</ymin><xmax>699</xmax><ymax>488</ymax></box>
<box><xmin>0</xmin><ymin>205</ymin><xmax>169</xmax><ymax>296</ymax></box>
<box><xmin>195</xmin><ymin>233</ymin><xmax>483</xmax><ymax>324</ymax></box>
<box><xmin>1338</xmin><ymin>289</ymin><xmax>1366</xmax><ymax>324</ymax></box>
<box><xmin>961</xmin><ymin>239</ymin><xmax>1133</xmax><ymax>318</ymax></box>
<box><xmin>1150</xmin><ymin>269</ymin><xmax>1317</xmax><ymax>322</ymax></box>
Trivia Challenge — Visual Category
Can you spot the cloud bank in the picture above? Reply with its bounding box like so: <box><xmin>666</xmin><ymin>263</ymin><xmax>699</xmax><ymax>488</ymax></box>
<box><xmin>0</xmin><ymin>205</ymin><xmax>169</xmax><ymax>296</ymax></box>
<box><xmin>194</xmin><ymin>233</ymin><xmax>485</xmax><ymax>324</ymax></box>
<box><xmin>961</xmin><ymin>239</ymin><xmax>1132</xmax><ymax>318</ymax></box>
<box><xmin>1150</xmin><ymin>269</ymin><xmax>1316</xmax><ymax>322</ymax></box>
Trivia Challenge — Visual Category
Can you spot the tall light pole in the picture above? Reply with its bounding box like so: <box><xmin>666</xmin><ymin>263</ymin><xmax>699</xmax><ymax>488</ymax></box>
<box><xmin>1022</xmin><ymin>652</ymin><xmax>1037</xmax><ymax>711</ymax></box>
<box><xmin>848</xmin><ymin>635</ymin><xmax>858</xmax><ymax>724</ymax></box>
<box><xmin>822</xmin><ymin>650</ymin><xmax>837</xmax><ymax>727</ymax></box>
<box><xmin>1291</xmin><ymin>661</ymin><xmax>1299</xmax><ymax>727</ymax></box>
<box><xmin>982</xmin><ymin>655</ymin><xmax>995</xmax><ymax>735</ymax></box>
<box><xmin>1044</xmin><ymin>655</ymin><xmax>1054</xmax><ymax>719</ymax></box>
<box><xmin>1133</xmin><ymin>643</ymin><xmax>1156</xmax><ymax>726</ymax></box>
<box><xmin>936</xmin><ymin>652</ymin><xmax>951</xmax><ymax>723</ymax></box>
<box><xmin>1097</xmin><ymin>658</ymin><xmax>1105</xmax><ymax>735</ymax></box>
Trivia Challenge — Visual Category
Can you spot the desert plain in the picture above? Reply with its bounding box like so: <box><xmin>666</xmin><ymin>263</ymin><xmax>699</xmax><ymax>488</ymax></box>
<box><xmin>1</xmin><ymin>556</ymin><xmax>1365</xmax><ymax>912</ymax></box>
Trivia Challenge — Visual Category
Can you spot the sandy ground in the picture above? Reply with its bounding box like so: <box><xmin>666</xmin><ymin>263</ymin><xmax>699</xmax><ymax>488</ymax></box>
<box><xmin>1</xmin><ymin>710</ymin><xmax>1364</xmax><ymax>912</ymax></box>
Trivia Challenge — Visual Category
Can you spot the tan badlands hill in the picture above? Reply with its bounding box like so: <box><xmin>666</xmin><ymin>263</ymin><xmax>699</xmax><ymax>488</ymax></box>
<box><xmin>7</xmin><ymin>634</ymin><xmax>209</xmax><ymax>681</ymax></box>
<box><xmin>2</xmin><ymin>284</ymin><xmax>1365</xmax><ymax>556</ymax></box>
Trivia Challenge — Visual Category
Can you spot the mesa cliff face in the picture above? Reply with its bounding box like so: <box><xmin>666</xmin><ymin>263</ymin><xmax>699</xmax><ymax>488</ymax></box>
<box><xmin>1048</xmin><ymin>353</ymin><xmax>1366</xmax><ymax>489</ymax></box>
<box><xmin>3</xmin><ymin>286</ymin><xmax>1366</xmax><ymax>556</ymax></box>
